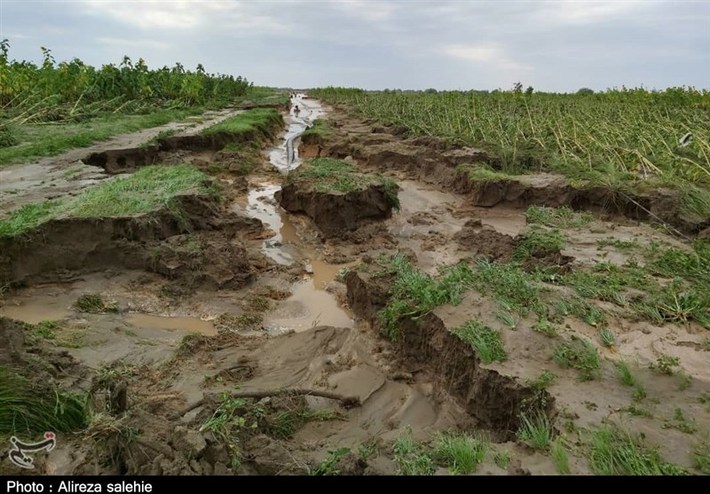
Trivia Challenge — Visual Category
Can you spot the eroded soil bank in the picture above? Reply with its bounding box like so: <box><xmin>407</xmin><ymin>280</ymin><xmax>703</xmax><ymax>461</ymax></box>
<box><xmin>1</xmin><ymin>96</ymin><xmax>708</xmax><ymax>476</ymax></box>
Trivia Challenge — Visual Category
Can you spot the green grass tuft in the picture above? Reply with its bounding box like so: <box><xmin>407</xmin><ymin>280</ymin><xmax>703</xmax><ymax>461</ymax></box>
<box><xmin>514</xmin><ymin>229</ymin><xmax>565</xmax><ymax>261</ymax></box>
<box><xmin>533</xmin><ymin>317</ymin><xmax>560</xmax><ymax>338</ymax></box>
<box><xmin>588</xmin><ymin>426</ymin><xmax>687</xmax><ymax>475</ymax></box>
<box><xmin>493</xmin><ymin>450</ymin><xmax>510</xmax><ymax>469</ymax></box>
<box><xmin>431</xmin><ymin>431</ymin><xmax>487</xmax><ymax>474</ymax></box>
<box><xmin>598</xmin><ymin>327</ymin><xmax>616</xmax><ymax>348</ymax></box>
<box><xmin>451</xmin><ymin>320</ymin><xmax>507</xmax><ymax>363</ymax></box>
<box><xmin>392</xmin><ymin>428</ymin><xmax>435</xmax><ymax>476</ymax></box>
<box><xmin>694</xmin><ymin>440</ymin><xmax>710</xmax><ymax>474</ymax></box>
<box><xmin>0</xmin><ymin>367</ymin><xmax>89</xmax><ymax>437</ymax></box>
<box><xmin>552</xmin><ymin>338</ymin><xmax>601</xmax><ymax>381</ymax></box>
<box><xmin>0</xmin><ymin>201</ymin><xmax>62</xmax><ymax>237</ymax></box>
<box><xmin>551</xmin><ymin>438</ymin><xmax>570</xmax><ymax>474</ymax></box>
<box><xmin>614</xmin><ymin>361</ymin><xmax>638</xmax><ymax>387</ymax></box>
<box><xmin>516</xmin><ymin>413</ymin><xmax>552</xmax><ymax>450</ymax></box>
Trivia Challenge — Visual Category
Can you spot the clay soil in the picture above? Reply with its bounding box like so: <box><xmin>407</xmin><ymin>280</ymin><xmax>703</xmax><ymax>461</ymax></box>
<box><xmin>0</xmin><ymin>97</ymin><xmax>708</xmax><ymax>476</ymax></box>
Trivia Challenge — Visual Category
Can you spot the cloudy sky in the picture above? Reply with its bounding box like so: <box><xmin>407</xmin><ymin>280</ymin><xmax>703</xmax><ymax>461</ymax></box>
<box><xmin>1</xmin><ymin>0</ymin><xmax>708</xmax><ymax>92</ymax></box>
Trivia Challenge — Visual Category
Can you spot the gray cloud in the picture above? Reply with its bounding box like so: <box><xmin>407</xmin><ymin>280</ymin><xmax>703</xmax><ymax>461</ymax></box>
<box><xmin>1</xmin><ymin>0</ymin><xmax>708</xmax><ymax>91</ymax></box>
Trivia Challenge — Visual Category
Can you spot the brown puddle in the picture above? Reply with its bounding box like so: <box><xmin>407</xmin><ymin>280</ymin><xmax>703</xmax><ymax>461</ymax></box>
<box><xmin>263</xmin><ymin>279</ymin><xmax>353</xmax><ymax>333</ymax></box>
<box><xmin>0</xmin><ymin>301</ymin><xmax>73</xmax><ymax>325</ymax></box>
<box><xmin>125</xmin><ymin>313</ymin><xmax>217</xmax><ymax>336</ymax></box>
<box><xmin>310</xmin><ymin>259</ymin><xmax>356</xmax><ymax>289</ymax></box>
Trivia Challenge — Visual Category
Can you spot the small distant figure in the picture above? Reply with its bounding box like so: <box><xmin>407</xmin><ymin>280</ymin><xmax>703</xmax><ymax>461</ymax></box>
<box><xmin>294</xmin><ymin>105</ymin><xmax>300</xmax><ymax>116</ymax></box>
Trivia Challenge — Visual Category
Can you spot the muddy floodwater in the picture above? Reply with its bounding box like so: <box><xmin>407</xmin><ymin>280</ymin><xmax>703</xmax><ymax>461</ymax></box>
<box><xmin>244</xmin><ymin>94</ymin><xmax>354</xmax><ymax>333</ymax></box>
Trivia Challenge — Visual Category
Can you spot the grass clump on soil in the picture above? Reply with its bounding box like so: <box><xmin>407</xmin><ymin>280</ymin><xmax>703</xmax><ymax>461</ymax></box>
<box><xmin>202</xmin><ymin>108</ymin><xmax>282</xmax><ymax>137</ymax></box>
<box><xmin>26</xmin><ymin>320</ymin><xmax>86</xmax><ymax>348</ymax></box>
<box><xmin>311</xmin><ymin>447</ymin><xmax>352</xmax><ymax>476</ymax></box>
<box><xmin>0</xmin><ymin>165</ymin><xmax>214</xmax><ymax>238</ymax></box>
<box><xmin>551</xmin><ymin>439</ymin><xmax>571</xmax><ymax>474</ymax></box>
<box><xmin>451</xmin><ymin>320</ymin><xmax>506</xmax><ymax>363</ymax></box>
<box><xmin>516</xmin><ymin>413</ymin><xmax>553</xmax><ymax>450</ymax></box>
<box><xmin>514</xmin><ymin>229</ymin><xmax>566</xmax><ymax>261</ymax></box>
<box><xmin>377</xmin><ymin>254</ymin><xmax>474</xmax><ymax>340</ymax></box>
<box><xmin>552</xmin><ymin>296</ymin><xmax>607</xmax><ymax>327</ymax></box>
<box><xmin>533</xmin><ymin>317</ymin><xmax>560</xmax><ymax>338</ymax></box>
<box><xmin>431</xmin><ymin>432</ymin><xmax>488</xmax><ymax>474</ymax></box>
<box><xmin>300</xmin><ymin>119</ymin><xmax>332</xmax><ymax>142</ymax></box>
<box><xmin>494</xmin><ymin>450</ymin><xmax>511</xmax><ymax>469</ymax></box>
<box><xmin>598</xmin><ymin>327</ymin><xmax>616</xmax><ymax>348</ymax></box>
<box><xmin>552</xmin><ymin>338</ymin><xmax>601</xmax><ymax>381</ymax></box>
<box><xmin>614</xmin><ymin>361</ymin><xmax>638</xmax><ymax>387</ymax></box>
<box><xmin>694</xmin><ymin>440</ymin><xmax>710</xmax><ymax>474</ymax></box>
<box><xmin>525</xmin><ymin>206</ymin><xmax>593</xmax><ymax>229</ymax></box>
<box><xmin>649</xmin><ymin>354</ymin><xmax>680</xmax><ymax>375</ymax></box>
<box><xmin>468</xmin><ymin>259</ymin><xmax>546</xmax><ymax>317</ymax></box>
<box><xmin>392</xmin><ymin>428</ymin><xmax>436</xmax><ymax>476</ymax></box>
<box><xmin>199</xmin><ymin>394</ymin><xmax>254</xmax><ymax>469</ymax></box>
<box><xmin>588</xmin><ymin>426</ymin><xmax>687</xmax><ymax>475</ymax></box>
<box><xmin>562</xmin><ymin>261</ymin><xmax>650</xmax><ymax>307</ymax></box>
<box><xmin>0</xmin><ymin>367</ymin><xmax>89</xmax><ymax>438</ymax></box>
<box><xmin>0</xmin><ymin>201</ymin><xmax>62</xmax><ymax>237</ymax></box>
<box><xmin>528</xmin><ymin>370</ymin><xmax>557</xmax><ymax>390</ymax></box>
<box><xmin>663</xmin><ymin>408</ymin><xmax>698</xmax><ymax>434</ymax></box>
<box><xmin>625</xmin><ymin>404</ymin><xmax>653</xmax><ymax>418</ymax></box>
<box><xmin>293</xmin><ymin>157</ymin><xmax>401</xmax><ymax>209</ymax></box>
<box><xmin>68</xmin><ymin>164</ymin><xmax>214</xmax><ymax>218</ymax></box>
<box><xmin>458</xmin><ymin>164</ymin><xmax>515</xmax><ymax>183</ymax></box>
<box><xmin>73</xmin><ymin>294</ymin><xmax>119</xmax><ymax>314</ymax></box>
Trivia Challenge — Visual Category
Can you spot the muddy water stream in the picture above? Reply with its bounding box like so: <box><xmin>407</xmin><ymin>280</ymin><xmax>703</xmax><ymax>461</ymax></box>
<box><xmin>246</xmin><ymin>94</ymin><xmax>353</xmax><ymax>333</ymax></box>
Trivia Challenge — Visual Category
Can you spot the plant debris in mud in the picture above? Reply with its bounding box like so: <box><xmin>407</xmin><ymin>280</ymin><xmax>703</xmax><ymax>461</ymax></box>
<box><xmin>311</xmin><ymin>447</ymin><xmax>352</xmax><ymax>476</ymax></box>
<box><xmin>215</xmin><ymin>312</ymin><xmax>264</xmax><ymax>333</ymax></box>
<box><xmin>200</xmin><ymin>393</ymin><xmax>340</xmax><ymax>470</ymax></box>
<box><xmin>74</xmin><ymin>293</ymin><xmax>120</xmax><ymax>314</ymax></box>
<box><xmin>176</xmin><ymin>332</ymin><xmax>210</xmax><ymax>358</ymax></box>
<box><xmin>662</xmin><ymin>408</ymin><xmax>698</xmax><ymax>434</ymax></box>
<box><xmin>525</xmin><ymin>206</ymin><xmax>594</xmax><ymax>229</ymax></box>
<box><xmin>588</xmin><ymin>426</ymin><xmax>687</xmax><ymax>475</ymax></box>
<box><xmin>0</xmin><ymin>165</ymin><xmax>216</xmax><ymax>238</ymax></box>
